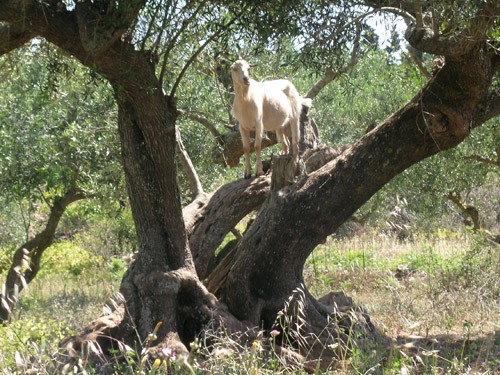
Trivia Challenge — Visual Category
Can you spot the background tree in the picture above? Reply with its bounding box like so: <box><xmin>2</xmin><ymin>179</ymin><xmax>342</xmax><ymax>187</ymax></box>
<box><xmin>0</xmin><ymin>0</ymin><xmax>498</xmax><ymax>370</ymax></box>
<box><xmin>312</xmin><ymin>48</ymin><xmax>499</xmax><ymax>236</ymax></box>
<box><xmin>0</xmin><ymin>41</ymin><xmax>122</xmax><ymax>322</ymax></box>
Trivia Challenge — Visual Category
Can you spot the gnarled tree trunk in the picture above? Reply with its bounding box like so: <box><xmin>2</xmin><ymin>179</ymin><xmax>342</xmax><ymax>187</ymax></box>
<box><xmin>204</xmin><ymin>40</ymin><xmax>499</xmax><ymax>362</ymax></box>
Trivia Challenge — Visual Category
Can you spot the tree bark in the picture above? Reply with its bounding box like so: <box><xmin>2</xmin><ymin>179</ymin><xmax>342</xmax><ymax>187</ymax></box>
<box><xmin>184</xmin><ymin>176</ymin><xmax>270</xmax><ymax>279</ymax></box>
<box><xmin>0</xmin><ymin>0</ymin><xmax>209</xmax><ymax>359</ymax></box>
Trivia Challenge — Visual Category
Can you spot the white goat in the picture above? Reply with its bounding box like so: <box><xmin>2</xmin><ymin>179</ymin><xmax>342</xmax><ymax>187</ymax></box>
<box><xmin>230</xmin><ymin>59</ymin><xmax>312</xmax><ymax>179</ymax></box>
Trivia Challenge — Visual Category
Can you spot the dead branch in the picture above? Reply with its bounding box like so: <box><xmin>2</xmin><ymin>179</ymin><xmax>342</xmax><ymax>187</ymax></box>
<box><xmin>177</xmin><ymin>109</ymin><xmax>222</xmax><ymax>140</ymax></box>
<box><xmin>306</xmin><ymin>23</ymin><xmax>362</xmax><ymax>99</ymax></box>
<box><xmin>176</xmin><ymin>127</ymin><xmax>204</xmax><ymax>201</ymax></box>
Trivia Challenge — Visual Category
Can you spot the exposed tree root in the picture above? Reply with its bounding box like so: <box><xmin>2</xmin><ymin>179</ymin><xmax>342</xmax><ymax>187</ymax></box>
<box><xmin>57</xmin><ymin>267</ymin><xmax>255</xmax><ymax>372</ymax></box>
<box><xmin>57</xmin><ymin>274</ymin><xmax>388</xmax><ymax>373</ymax></box>
<box><xmin>265</xmin><ymin>286</ymin><xmax>390</xmax><ymax>372</ymax></box>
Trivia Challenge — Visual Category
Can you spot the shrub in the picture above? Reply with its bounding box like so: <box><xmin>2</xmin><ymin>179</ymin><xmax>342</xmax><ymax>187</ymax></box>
<box><xmin>39</xmin><ymin>241</ymin><xmax>104</xmax><ymax>277</ymax></box>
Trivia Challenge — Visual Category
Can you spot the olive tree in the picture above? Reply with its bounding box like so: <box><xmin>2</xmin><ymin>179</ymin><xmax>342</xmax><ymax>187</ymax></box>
<box><xmin>0</xmin><ymin>0</ymin><xmax>498</xmax><ymax>370</ymax></box>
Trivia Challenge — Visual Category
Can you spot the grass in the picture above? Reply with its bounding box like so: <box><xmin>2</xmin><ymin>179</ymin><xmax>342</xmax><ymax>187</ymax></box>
<box><xmin>1</xmin><ymin>232</ymin><xmax>498</xmax><ymax>374</ymax></box>
<box><xmin>304</xmin><ymin>231</ymin><xmax>499</xmax><ymax>373</ymax></box>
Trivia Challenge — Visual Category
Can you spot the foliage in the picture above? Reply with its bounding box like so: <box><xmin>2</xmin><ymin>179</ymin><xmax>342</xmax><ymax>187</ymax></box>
<box><xmin>0</xmin><ymin>40</ymin><xmax>122</xmax><ymax>247</ymax></box>
<box><xmin>63</xmin><ymin>199</ymin><xmax>138</xmax><ymax>259</ymax></box>
<box><xmin>38</xmin><ymin>241</ymin><xmax>104</xmax><ymax>278</ymax></box>
<box><xmin>313</xmin><ymin>49</ymin><xmax>420</xmax><ymax>147</ymax></box>
<box><xmin>382</xmin><ymin>118</ymin><xmax>499</xmax><ymax>232</ymax></box>
<box><xmin>303</xmin><ymin>47</ymin><xmax>499</xmax><ymax>233</ymax></box>
<box><xmin>0</xmin><ymin>317</ymin><xmax>73</xmax><ymax>372</ymax></box>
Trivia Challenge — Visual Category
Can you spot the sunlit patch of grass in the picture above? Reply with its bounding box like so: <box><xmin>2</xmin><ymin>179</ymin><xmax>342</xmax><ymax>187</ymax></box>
<box><xmin>0</xmin><ymin>269</ymin><xmax>120</xmax><ymax>374</ymax></box>
<box><xmin>14</xmin><ymin>272</ymin><xmax>119</xmax><ymax>323</ymax></box>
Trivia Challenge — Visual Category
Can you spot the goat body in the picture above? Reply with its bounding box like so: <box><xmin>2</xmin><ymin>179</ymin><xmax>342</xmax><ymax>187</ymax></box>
<box><xmin>231</xmin><ymin>59</ymin><xmax>311</xmax><ymax>179</ymax></box>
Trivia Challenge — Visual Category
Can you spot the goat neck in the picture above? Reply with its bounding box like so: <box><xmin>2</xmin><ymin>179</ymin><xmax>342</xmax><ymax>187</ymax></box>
<box><xmin>233</xmin><ymin>79</ymin><xmax>255</xmax><ymax>100</ymax></box>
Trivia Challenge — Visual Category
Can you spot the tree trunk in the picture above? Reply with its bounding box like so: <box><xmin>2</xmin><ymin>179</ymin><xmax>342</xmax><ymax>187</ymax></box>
<box><xmin>206</xmin><ymin>42</ymin><xmax>497</xmax><ymax>361</ymax></box>
<box><xmin>0</xmin><ymin>187</ymin><xmax>85</xmax><ymax>323</ymax></box>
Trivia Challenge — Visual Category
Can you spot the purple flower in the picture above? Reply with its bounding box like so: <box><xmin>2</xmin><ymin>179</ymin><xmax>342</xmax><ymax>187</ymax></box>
<box><xmin>162</xmin><ymin>347</ymin><xmax>177</xmax><ymax>361</ymax></box>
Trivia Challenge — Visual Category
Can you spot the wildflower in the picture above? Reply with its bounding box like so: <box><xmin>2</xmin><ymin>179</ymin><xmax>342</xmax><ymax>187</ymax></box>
<box><xmin>152</xmin><ymin>358</ymin><xmax>162</xmax><ymax>370</ymax></box>
<box><xmin>162</xmin><ymin>346</ymin><xmax>177</xmax><ymax>361</ymax></box>
<box><xmin>154</xmin><ymin>321</ymin><xmax>163</xmax><ymax>332</ymax></box>
<box><xmin>270</xmin><ymin>329</ymin><xmax>280</xmax><ymax>337</ymax></box>
<box><xmin>214</xmin><ymin>347</ymin><xmax>234</xmax><ymax>359</ymax></box>
<box><xmin>146</xmin><ymin>333</ymin><xmax>157</xmax><ymax>343</ymax></box>
<box><xmin>328</xmin><ymin>343</ymin><xmax>339</xmax><ymax>351</ymax></box>
<box><xmin>190</xmin><ymin>338</ymin><xmax>200</xmax><ymax>353</ymax></box>
<box><xmin>251</xmin><ymin>340</ymin><xmax>262</xmax><ymax>354</ymax></box>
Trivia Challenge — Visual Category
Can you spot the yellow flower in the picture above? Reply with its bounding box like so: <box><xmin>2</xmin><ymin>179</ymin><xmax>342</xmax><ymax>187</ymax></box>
<box><xmin>152</xmin><ymin>358</ymin><xmax>162</xmax><ymax>369</ymax></box>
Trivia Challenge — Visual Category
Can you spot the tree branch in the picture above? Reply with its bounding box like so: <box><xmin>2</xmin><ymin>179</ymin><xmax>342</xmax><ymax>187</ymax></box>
<box><xmin>177</xmin><ymin>109</ymin><xmax>222</xmax><ymax>140</ymax></box>
<box><xmin>408</xmin><ymin>46</ymin><xmax>432</xmax><ymax>79</ymax></box>
<box><xmin>446</xmin><ymin>192</ymin><xmax>481</xmax><ymax>230</ymax></box>
<box><xmin>176</xmin><ymin>127</ymin><xmax>204</xmax><ymax>202</ymax></box>
<box><xmin>159</xmin><ymin>0</ymin><xmax>208</xmax><ymax>87</ymax></box>
<box><xmin>184</xmin><ymin>146</ymin><xmax>342</xmax><ymax>279</ymax></box>
<box><xmin>405</xmin><ymin>1</ymin><xmax>499</xmax><ymax>57</ymax></box>
<box><xmin>0</xmin><ymin>184</ymin><xmax>86</xmax><ymax>322</ymax></box>
<box><xmin>169</xmin><ymin>6</ymin><xmax>248</xmax><ymax>99</ymax></box>
<box><xmin>74</xmin><ymin>1</ymin><xmax>144</xmax><ymax>56</ymax></box>
<box><xmin>306</xmin><ymin>23</ymin><xmax>362</xmax><ymax>99</ymax></box>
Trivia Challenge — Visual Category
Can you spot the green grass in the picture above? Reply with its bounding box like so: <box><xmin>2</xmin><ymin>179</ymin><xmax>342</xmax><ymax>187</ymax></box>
<box><xmin>1</xmin><ymin>232</ymin><xmax>498</xmax><ymax>374</ymax></box>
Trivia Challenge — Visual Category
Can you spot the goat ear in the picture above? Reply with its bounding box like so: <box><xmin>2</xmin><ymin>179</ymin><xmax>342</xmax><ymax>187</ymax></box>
<box><xmin>249</xmin><ymin>64</ymin><xmax>257</xmax><ymax>68</ymax></box>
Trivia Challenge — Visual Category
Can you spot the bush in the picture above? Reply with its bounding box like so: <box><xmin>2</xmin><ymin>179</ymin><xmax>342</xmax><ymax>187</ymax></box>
<box><xmin>72</xmin><ymin>208</ymin><xmax>137</xmax><ymax>259</ymax></box>
<box><xmin>39</xmin><ymin>241</ymin><xmax>104</xmax><ymax>277</ymax></box>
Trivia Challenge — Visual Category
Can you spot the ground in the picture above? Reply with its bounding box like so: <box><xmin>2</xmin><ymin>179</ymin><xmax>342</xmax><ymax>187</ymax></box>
<box><xmin>0</xmin><ymin>231</ymin><xmax>498</xmax><ymax>373</ymax></box>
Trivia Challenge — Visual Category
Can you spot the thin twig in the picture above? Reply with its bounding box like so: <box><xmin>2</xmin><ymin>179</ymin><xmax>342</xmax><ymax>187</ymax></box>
<box><xmin>306</xmin><ymin>23</ymin><xmax>362</xmax><ymax>99</ymax></box>
<box><xmin>169</xmin><ymin>6</ymin><xmax>248</xmax><ymax>99</ymax></box>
